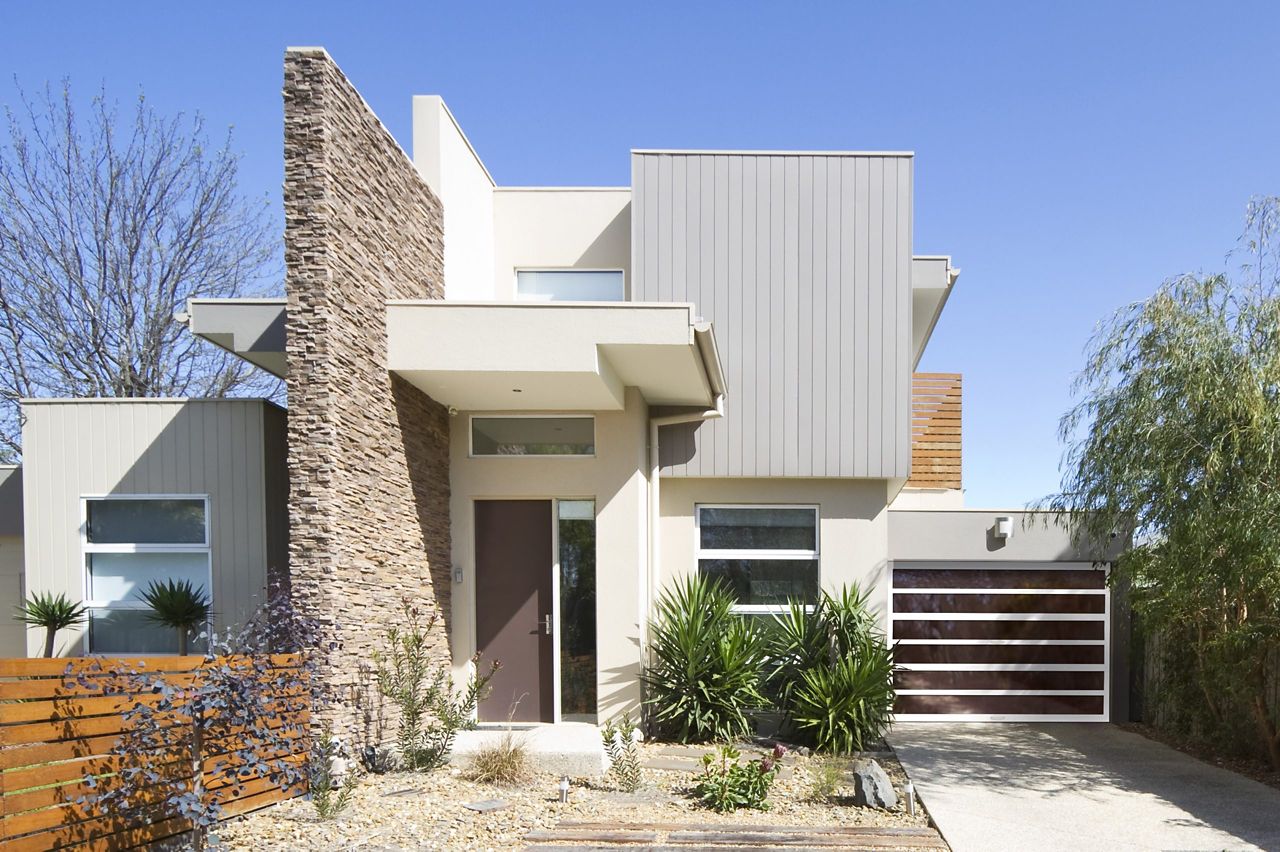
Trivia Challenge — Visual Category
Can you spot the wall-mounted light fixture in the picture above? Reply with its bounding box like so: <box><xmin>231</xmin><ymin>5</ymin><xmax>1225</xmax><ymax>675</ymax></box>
<box><xmin>994</xmin><ymin>516</ymin><xmax>1013</xmax><ymax>539</ymax></box>
<box><xmin>452</xmin><ymin>564</ymin><xmax>465</xmax><ymax>584</ymax></box>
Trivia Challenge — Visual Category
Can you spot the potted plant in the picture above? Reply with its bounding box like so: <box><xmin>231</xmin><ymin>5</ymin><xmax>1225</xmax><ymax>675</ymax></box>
<box><xmin>14</xmin><ymin>591</ymin><xmax>87</xmax><ymax>657</ymax></box>
<box><xmin>140</xmin><ymin>579</ymin><xmax>211</xmax><ymax>655</ymax></box>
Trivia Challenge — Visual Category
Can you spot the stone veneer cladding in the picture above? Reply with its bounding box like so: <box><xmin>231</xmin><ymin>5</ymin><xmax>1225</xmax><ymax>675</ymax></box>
<box><xmin>283</xmin><ymin>47</ymin><xmax>450</xmax><ymax>741</ymax></box>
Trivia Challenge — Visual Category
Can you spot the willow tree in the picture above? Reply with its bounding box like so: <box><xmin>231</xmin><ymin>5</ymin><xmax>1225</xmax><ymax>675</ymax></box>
<box><xmin>1044</xmin><ymin>198</ymin><xmax>1280</xmax><ymax>768</ymax></box>
<box><xmin>0</xmin><ymin>82</ymin><xmax>280</xmax><ymax>460</ymax></box>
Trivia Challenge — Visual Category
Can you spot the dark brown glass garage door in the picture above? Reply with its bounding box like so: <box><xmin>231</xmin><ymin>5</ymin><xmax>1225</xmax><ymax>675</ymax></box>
<box><xmin>890</xmin><ymin>561</ymin><xmax>1109</xmax><ymax>721</ymax></box>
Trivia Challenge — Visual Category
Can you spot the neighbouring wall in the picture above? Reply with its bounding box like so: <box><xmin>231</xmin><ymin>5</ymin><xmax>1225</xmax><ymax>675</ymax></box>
<box><xmin>283</xmin><ymin>47</ymin><xmax>450</xmax><ymax>741</ymax></box>
<box><xmin>18</xmin><ymin>400</ymin><xmax>281</xmax><ymax>656</ymax></box>
<box><xmin>0</xmin><ymin>465</ymin><xmax>22</xmax><ymax>657</ymax></box>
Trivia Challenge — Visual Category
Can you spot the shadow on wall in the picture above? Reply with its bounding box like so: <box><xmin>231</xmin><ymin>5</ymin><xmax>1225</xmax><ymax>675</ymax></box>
<box><xmin>575</xmin><ymin>204</ymin><xmax>631</xmax><ymax>280</ymax></box>
<box><xmin>891</xmin><ymin>723</ymin><xmax>1280</xmax><ymax>850</ymax></box>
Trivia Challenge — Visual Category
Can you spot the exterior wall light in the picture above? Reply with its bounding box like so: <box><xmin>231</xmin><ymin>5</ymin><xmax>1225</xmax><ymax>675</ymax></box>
<box><xmin>994</xmin><ymin>516</ymin><xmax>1013</xmax><ymax>539</ymax></box>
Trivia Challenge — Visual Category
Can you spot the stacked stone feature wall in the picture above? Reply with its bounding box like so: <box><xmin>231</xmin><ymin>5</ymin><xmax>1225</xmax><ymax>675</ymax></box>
<box><xmin>283</xmin><ymin>47</ymin><xmax>450</xmax><ymax>742</ymax></box>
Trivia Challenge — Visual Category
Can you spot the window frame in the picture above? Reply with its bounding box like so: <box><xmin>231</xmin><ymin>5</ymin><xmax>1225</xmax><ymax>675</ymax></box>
<box><xmin>468</xmin><ymin>414</ymin><xmax>597</xmax><ymax>459</ymax></box>
<box><xmin>80</xmin><ymin>493</ymin><xmax>213</xmax><ymax>655</ymax></box>
<box><xmin>694</xmin><ymin>503</ymin><xmax>821</xmax><ymax>614</ymax></box>
<box><xmin>514</xmin><ymin>267</ymin><xmax>627</xmax><ymax>302</ymax></box>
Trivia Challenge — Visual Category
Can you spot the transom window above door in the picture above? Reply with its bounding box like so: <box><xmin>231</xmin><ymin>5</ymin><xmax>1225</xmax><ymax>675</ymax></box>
<box><xmin>516</xmin><ymin>269</ymin><xmax>624</xmax><ymax>302</ymax></box>
<box><xmin>696</xmin><ymin>505</ymin><xmax>819</xmax><ymax>613</ymax></box>
<box><xmin>471</xmin><ymin>416</ymin><xmax>595</xmax><ymax>456</ymax></box>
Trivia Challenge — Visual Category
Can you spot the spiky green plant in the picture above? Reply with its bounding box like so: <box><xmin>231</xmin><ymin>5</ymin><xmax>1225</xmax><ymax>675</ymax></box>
<box><xmin>14</xmin><ymin>591</ymin><xmax>86</xmax><ymax>657</ymax></box>
<box><xmin>642</xmin><ymin>574</ymin><xmax>766</xmax><ymax>743</ymax></box>
<box><xmin>140</xmin><ymin>579</ymin><xmax>210</xmax><ymax>655</ymax></box>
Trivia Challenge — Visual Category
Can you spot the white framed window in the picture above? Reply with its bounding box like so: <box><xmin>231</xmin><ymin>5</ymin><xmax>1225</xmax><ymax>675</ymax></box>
<box><xmin>695</xmin><ymin>504</ymin><xmax>820</xmax><ymax>613</ymax></box>
<box><xmin>470</xmin><ymin>416</ymin><xmax>595</xmax><ymax>457</ymax></box>
<box><xmin>81</xmin><ymin>495</ymin><xmax>212</xmax><ymax>654</ymax></box>
<box><xmin>515</xmin><ymin>269</ymin><xmax>625</xmax><ymax>302</ymax></box>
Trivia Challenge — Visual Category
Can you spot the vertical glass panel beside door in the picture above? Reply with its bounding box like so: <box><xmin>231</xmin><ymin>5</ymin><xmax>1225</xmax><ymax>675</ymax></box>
<box><xmin>558</xmin><ymin>500</ymin><xmax>597</xmax><ymax>722</ymax></box>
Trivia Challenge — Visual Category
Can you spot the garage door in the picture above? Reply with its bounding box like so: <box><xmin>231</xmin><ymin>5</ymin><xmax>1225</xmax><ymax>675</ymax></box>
<box><xmin>890</xmin><ymin>561</ymin><xmax>1109</xmax><ymax>721</ymax></box>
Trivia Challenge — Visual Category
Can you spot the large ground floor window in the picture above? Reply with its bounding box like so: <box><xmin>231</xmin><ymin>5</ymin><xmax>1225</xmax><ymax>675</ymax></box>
<box><xmin>696</xmin><ymin>505</ymin><xmax>820</xmax><ymax>613</ymax></box>
<box><xmin>83</xmin><ymin>495</ymin><xmax>212</xmax><ymax>654</ymax></box>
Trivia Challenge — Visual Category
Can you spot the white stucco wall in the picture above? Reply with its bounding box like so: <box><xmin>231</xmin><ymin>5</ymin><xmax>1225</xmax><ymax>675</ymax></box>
<box><xmin>658</xmin><ymin>478</ymin><xmax>895</xmax><ymax>631</ymax></box>
<box><xmin>491</xmin><ymin>188</ymin><xmax>631</xmax><ymax>300</ymax></box>
<box><xmin>448</xmin><ymin>387</ymin><xmax>650</xmax><ymax>720</ymax></box>
<box><xmin>412</xmin><ymin>96</ymin><xmax>496</xmax><ymax>300</ymax></box>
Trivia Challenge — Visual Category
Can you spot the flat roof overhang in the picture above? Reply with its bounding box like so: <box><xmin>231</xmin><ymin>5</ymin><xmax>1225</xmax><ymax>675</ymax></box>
<box><xmin>186</xmin><ymin>298</ymin><xmax>287</xmax><ymax>377</ymax></box>
<box><xmin>912</xmin><ymin>256</ymin><xmax>960</xmax><ymax>369</ymax></box>
<box><xmin>386</xmin><ymin>301</ymin><xmax>725</xmax><ymax>411</ymax></box>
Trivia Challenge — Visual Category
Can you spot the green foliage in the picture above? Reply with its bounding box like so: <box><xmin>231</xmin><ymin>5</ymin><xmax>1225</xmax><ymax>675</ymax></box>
<box><xmin>642</xmin><ymin>574</ymin><xmax>766</xmax><ymax>743</ymax></box>
<box><xmin>310</xmin><ymin>725</ymin><xmax>358</xmax><ymax>820</ymax></box>
<box><xmin>765</xmin><ymin>585</ymin><xmax>896</xmax><ymax>753</ymax></box>
<box><xmin>806</xmin><ymin>757</ymin><xmax>846</xmax><ymax>802</ymax></box>
<box><xmin>14</xmin><ymin>591</ymin><xmax>86</xmax><ymax>657</ymax></box>
<box><xmin>373</xmin><ymin>599</ymin><xmax>499</xmax><ymax>771</ymax></box>
<box><xmin>601</xmin><ymin>713</ymin><xmax>643</xmax><ymax>792</ymax></box>
<box><xmin>789</xmin><ymin>644</ymin><xmax>897</xmax><ymax>754</ymax></box>
<box><xmin>692</xmin><ymin>743</ymin><xmax>784</xmax><ymax>812</ymax></box>
<box><xmin>1042</xmin><ymin>197</ymin><xmax>1280</xmax><ymax>768</ymax></box>
<box><xmin>140</xmin><ymin>579</ymin><xmax>210</xmax><ymax>655</ymax></box>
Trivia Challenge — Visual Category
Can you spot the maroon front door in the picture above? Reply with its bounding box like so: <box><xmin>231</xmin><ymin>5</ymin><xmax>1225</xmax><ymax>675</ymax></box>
<box><xmin>475</xmin><ymin>500</ymin><xmax>554</xmax><ymax>723</ymax></box>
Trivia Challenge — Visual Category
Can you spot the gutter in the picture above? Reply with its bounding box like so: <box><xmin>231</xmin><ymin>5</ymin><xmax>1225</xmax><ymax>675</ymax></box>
<box><xmin>642</xmin><ymin>319</ymin><xmax>727</xmax><ymax>659</ymax></box>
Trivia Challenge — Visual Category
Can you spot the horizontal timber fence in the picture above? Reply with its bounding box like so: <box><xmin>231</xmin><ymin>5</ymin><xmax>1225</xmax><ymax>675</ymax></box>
<box><xmin>0</xmin><ymin>654</ymin><xmax>308</xmax><ymax>851</ymax></box>
<box><xmin>908</xmin><ymin>372</ymin><xmax>962</xmax><ymax>490</ymax></box>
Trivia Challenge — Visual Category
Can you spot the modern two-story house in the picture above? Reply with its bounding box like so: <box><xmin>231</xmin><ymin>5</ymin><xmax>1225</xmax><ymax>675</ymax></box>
<box><xmin>6</xmin><ymin>48</ymin><xmax>1126</xmax><ymax>738</ymax></box>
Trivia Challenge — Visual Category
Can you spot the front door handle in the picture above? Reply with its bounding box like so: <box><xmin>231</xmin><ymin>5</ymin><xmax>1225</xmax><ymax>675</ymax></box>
<box><xmin>539</xmin><ymin>614</ymin><xmax>552</xmax><ymax>636</ymax></box>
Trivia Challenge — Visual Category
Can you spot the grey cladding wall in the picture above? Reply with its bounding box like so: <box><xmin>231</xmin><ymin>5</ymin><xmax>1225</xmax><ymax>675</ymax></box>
<box><xmin>632</xmin><ymin>152</ymin><xmax>913</xmax><ymax>477</ymax></box>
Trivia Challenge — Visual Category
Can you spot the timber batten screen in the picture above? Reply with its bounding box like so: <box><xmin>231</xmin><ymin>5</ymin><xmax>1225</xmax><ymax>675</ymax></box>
<box><xmin>907</xmin><ymin>372</ymin><xmax>961</xmax><ymax>489</ymax></box>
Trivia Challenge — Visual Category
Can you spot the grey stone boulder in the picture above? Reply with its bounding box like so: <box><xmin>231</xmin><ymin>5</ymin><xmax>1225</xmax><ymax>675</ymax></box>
<box><xmin>850</xmin><ymin>758</ymin><xmax>897</xmax><ymax>809</ymax></box>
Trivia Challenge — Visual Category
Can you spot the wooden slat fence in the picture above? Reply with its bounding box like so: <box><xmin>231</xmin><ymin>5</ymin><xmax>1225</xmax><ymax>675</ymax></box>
<box><xmin>0</xmin><ymin>655</ymin><xmax>307</xmax><ymax>851</ymax></box>
<box><xmin>908</xmin><ymin>372</ymin><xmax>962</xmax><ymax>489</ymax></box>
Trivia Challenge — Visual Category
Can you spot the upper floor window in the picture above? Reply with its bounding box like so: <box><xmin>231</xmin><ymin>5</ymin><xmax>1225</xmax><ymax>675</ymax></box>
<box><xmin>696</xmin><ymin>505</ymin><xmax>819</xmax><ymax>613</ymax></box>
<box><xmin>83</xmin><ymin>496</ymin><xmax>211</xmax><ymax>654</ymax></box>
<box><xmin>516</xmin><ymin>269</ymin><xmax>624</xmax><ymax>302</ymax></box>
<box><xmin>471</xmin><ymin>416</ymin><xmax>595</xmax><ymax>457</ymax></box>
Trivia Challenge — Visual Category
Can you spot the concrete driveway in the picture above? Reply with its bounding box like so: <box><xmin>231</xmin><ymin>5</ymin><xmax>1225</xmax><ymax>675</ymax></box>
<box><xmin>889</xmin><ymin>723</ymin><xmax>1280</xmax><ymax>852</ymax></box>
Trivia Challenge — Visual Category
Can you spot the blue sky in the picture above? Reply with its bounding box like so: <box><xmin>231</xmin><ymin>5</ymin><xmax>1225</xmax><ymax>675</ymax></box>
<box><xmin>3</xmin><ymin>2</ymin><xmax>1278</xmax><ymax>507</ymax></box>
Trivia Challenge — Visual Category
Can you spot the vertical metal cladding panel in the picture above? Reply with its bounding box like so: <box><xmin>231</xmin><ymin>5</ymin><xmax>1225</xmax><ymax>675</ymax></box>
<box><xmin>19</xmin><ymin>399</ymin><xmax>277</xmax><ymax>651</ymax></box>
<box><xmin>632</xmin><ymin>151</ymin><xmax>913</xmax><ymax>477</ymax></box>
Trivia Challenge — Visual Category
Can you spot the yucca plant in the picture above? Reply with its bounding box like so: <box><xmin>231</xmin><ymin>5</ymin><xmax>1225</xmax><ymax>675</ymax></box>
<box><xmin>140</xmin><ymin>579</ymin><xmax>210</xmax><ymax>655</ymax></box>
<box><xmin>642</xmin><ymin>574</ymin><xmax>766</xmax><ymax>743</ymax></box>
<box><xmin>789</xmin><ymin>639</ymin><xmax>896</xmax><ymax>753</ymax></box>
<box><xmin>765</xmin><ymin>584</ymin><xmax>897</xmax><ymax>752</ymax></box>
<box><xmin>14</xmin><ymin>591</ymin><xmax>87</xmax><ymax>657</ymax></box>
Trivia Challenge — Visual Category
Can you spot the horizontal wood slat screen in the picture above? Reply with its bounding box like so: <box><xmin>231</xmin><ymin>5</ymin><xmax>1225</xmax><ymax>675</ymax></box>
<box><xmin>0</xmin><ymin>655</ymin><xmax>306</xmax><ymax>850</ymax></box>
<box><xmin>908</xmin><ymin>372</ymin><xmax>962</xmax><ymax>489</ymax></box>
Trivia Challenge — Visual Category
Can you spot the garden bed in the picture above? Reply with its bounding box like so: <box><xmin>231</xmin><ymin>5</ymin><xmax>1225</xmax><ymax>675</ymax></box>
<box><xmin>217</xmin><ymin>741</ymin><xmax>935</xmax><ymax>851</ymax></box>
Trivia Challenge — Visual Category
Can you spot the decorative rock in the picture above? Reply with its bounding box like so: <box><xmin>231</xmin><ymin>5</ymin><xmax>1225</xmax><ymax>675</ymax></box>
<box><xmin>850</xmin><ymin>758</ymin><xmax>898</xmax><ymax>809</ymax></box>
<box><xmin>462</xmin><ymin>799</ymin><xmax>509</xmax><ymax>813</ymax></box>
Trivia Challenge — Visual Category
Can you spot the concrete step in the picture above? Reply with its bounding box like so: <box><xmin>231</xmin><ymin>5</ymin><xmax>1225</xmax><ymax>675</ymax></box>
<box><xmin>450</xmin><ymin>722</ymin><xmax>606</xmax><ymax>777</ymax></box>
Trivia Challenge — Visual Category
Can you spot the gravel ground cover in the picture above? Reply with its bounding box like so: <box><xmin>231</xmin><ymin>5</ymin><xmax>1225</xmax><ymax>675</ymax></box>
<box><xmin>217</xmin><ymin>742</ymin><xmax>933</xmax><ymax>851</ymax></box>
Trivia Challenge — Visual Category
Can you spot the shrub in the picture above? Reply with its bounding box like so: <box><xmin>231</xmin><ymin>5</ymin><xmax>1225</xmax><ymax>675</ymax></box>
<box><xmin>310</xmin><ymin>725</ymin><xmax>358</xmax><ymax>820</ymax></box>
<box><xmin>373</xmin><ymin>598</ymin><xmax>499</xmax><ymax>771</ymax></box>
<box><xmin>14</xmin><ymin>591</ymin><xmax>86</xmax><ymax>657</ymax></box>
<box><xmin>806</xmin><ymin>756</ymin><xmax>846</xmax><ymax>802</ymax></box>
<box><xmin>643</xmin><ymin>574</ymin><xmax>766</xmax><ymax>743</ymax></box>
<box><xmin>789</xmin><ymin>643</ymin><xmax>896</xmax><ymax>754</ymax></box>
<box><xmin>765</xmin><ymin>585</ymin><xmax>896</xmax><ymax>753</ymax></box>
<box><xmin>75</xmin><ymin>585</ymin><xmax>328</xmax><ymax>850</ymax></box>
<box><xmin>467</xmin><ymin>732</ymin><xmax>531</xmax><ymax>786</ymax></box>
<box><xmin>693</xmin><ymin>743</ymin><xmax>784</xmax><ymax>812</ymax></box>
<box><xmin>602</xmin><ymin>713</ymin><xmax>643</xmax><ymax>792</ymax></box>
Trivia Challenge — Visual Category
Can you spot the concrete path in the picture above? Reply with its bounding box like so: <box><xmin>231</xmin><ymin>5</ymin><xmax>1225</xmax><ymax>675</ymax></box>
<box><xmin>889</xmin><ymin>723</ymin><xmax>1280</xmax><ymax>852</ymax></box>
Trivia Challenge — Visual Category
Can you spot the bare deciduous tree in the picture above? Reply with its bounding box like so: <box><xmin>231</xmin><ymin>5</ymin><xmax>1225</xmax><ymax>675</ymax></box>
<box><xmin>0</xmin><ymin>81</ymin><xmax>281</xmax><ymax>460</ymax></box>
